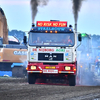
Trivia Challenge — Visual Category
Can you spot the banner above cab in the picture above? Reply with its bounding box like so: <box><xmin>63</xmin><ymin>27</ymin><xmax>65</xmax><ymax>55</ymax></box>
<box><xmin>36</xmin><ymin>21</ymin><xmax>67</xmax><ymax>27</ymax></box>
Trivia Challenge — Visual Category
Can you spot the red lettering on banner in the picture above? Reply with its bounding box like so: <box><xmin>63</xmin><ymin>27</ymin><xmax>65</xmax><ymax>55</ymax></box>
<box><xmin>52</xmin><ymin>49</ymin><xmax>54</xmax><ymax>51</ymax></box>
<box><xmin>39</xmin><ymin>48</ymin><xmax>41</xmax><ymax>51</ymax></box>
<box><xmin>33</xmin><ymin>48</ymin><xmax>37</xmax><ymax>51</ymax></box>
<box><xmin>45</xmin><ymin>49</ymin><xmax>47</xmax><ymax>51</ymax></box>
<box><xmin>39</xmin><ymin>48</ymin><xmax>54</xmax><ymax>52</ymax></box>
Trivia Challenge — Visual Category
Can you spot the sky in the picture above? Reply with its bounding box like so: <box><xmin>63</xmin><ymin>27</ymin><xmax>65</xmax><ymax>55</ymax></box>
<box><xmin>0</xmin><ymin>0</ymin><xmax>100</xmax><ymax>35</ymax></box>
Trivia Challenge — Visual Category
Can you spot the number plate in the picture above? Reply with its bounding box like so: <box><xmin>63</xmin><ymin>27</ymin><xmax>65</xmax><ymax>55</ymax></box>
<box><xmin>43</xmin><ymin>69</ymin><xmax>58</xmax><ymax>73</ymax></box>
<box><xmin>45</xmin><ymin>66</ymin><xmax>55</xmax><ymax>69</ymax></box>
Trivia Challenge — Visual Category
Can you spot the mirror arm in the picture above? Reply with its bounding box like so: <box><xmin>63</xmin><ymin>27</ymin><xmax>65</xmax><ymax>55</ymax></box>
<box><xmin>75</xmin><ymin>42</ymin><xmax>81</xmax><ymax>51</ymax></box>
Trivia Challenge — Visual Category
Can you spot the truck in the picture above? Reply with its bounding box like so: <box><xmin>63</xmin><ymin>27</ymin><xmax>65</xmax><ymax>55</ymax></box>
<box><xmin>26</xmin><ymin>21</ymin><xmax>81</xmax><ymax>86</ymax></box>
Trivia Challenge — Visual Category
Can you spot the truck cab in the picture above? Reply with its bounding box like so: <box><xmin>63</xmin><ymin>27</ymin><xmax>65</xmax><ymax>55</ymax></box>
<box><xmin>27</xmin><ymin>21</ymin><xmax>79</xmax><ymax>86</ymax></box>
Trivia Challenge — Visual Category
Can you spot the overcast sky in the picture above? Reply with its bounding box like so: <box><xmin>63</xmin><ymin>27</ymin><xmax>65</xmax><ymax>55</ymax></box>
<box><xmin>0</xmin><ymin>0</ymin><xmax>100</xmax><ymax>35</ymax></box>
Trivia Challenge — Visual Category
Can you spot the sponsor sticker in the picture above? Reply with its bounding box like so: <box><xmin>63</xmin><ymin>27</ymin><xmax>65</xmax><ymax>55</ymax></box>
<box><xmin>56</xmin><ymin>49</ymin><xmax>65</xmax><ymax>52</ymax></box>
<box><xmin>65</xmin><ymin>53</ymin><xmax>69</xmax><ymax>56</ymax></box>
<box><xmin>31</xmin><ymin>52</ymin><xmax>34</xmax><ymax>55</ymax></box>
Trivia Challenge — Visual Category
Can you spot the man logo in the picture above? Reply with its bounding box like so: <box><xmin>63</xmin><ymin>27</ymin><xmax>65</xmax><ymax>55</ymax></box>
<box><xmin>14</xmin><ymin>51</ymin><xmax>27</xmax><ymax>55</ymax></box>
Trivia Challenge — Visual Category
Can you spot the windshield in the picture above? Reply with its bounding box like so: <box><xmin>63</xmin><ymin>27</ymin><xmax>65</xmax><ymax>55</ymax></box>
<box><xmin>28</xmin><ymin>32</ymin><xmax>75</xmax><ymax>47</ymax></box>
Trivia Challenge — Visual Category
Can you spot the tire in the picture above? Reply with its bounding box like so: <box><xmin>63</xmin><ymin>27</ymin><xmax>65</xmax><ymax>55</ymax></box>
<box><xmin>68</xmin><ymin>75</ymin><xmax>76</xmax><ymax>86</ymax></box>
<box><xmin>28</xmin><ymin>73</ymin><xmax>36</xmax><ymax>84</ymax></box>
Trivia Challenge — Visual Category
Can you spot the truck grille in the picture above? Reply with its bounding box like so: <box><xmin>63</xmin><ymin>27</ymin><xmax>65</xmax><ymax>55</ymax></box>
<box><xmin>38</xmin><ymin>53</ymin><xmax>63</xmax><ymax>61</ymax></box>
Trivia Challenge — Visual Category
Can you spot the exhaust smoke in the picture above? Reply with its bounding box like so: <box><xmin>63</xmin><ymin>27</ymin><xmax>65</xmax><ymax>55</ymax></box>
<box><xmin>30</xmin><ymin>0</ymin><xmax>48</xmax><ymax>23</ymax></box>
<box><xmin>72</xmin><ymin>0</ymin><xmax>84</xmax><ymax>23</ymax></box>
<box><xmin>77</xmin><ymin>35</ymin><xmax>100</xmax><ymax>86</ymax></box>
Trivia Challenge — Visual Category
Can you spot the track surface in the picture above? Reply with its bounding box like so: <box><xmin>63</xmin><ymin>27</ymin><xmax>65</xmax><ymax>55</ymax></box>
<box><xmin>0</xmin><ymin>78</ymin><xmax>100</xmax><ymax>100</ymax></box>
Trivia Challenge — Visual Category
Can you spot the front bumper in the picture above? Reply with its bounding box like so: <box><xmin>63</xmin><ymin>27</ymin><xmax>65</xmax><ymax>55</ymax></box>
<box><xmin>27</xmin><ymin>70</ymin><xmax>75</xmax><ymax>74</ymax></box>
<box><xmin>27</xmin><ymin>62</ymin><xmax>76</xmax><ymax>75</ymax></box>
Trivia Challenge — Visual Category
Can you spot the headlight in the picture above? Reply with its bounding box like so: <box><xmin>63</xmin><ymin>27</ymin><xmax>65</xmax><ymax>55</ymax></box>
<box><xmin>65</xmin><ymin>66</ymin><xmax>71</xmax><ymax>70</ymax></box>
<box><xmin>31</xmin><ymin>66</ymin><xmax>36</xmax><ymax>70</ymax></box>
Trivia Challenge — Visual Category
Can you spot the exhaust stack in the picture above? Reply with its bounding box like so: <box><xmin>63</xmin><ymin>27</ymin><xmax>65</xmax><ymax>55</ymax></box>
<box><xmin>75</xmin><ymin>23</ymin><xmax>77</xmax><ymax>34</ymax></box>
<box><xmin>32</xmin><ymin>23</ymin><xmax>35</xmax><ymax>27</ymax></box>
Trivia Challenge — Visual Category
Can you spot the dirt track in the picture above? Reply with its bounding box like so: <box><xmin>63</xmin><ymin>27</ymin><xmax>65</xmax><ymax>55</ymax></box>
<box><xmin>0</xmin><ymin>78</ymin><xmax>100</xmax><ymax>100</ymax></box>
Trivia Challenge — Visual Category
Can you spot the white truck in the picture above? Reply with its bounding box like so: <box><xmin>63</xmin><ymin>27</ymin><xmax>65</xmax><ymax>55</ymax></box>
<box><xmin>26</xmin><ymin>21</ymin><xmax>81</xmax><ymax>86</ymax></box>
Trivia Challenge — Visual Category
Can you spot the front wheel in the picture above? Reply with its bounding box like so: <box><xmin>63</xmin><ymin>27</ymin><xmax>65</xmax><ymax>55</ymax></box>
<box><xmin>28</xmin><ymin>73</ymin><xmax>36</xmax><ymax>84</ymax></box>
<box><xmin>68</xmin><ymin>75</ymin><xmax>76</xmax><ymax>86</ymax></box>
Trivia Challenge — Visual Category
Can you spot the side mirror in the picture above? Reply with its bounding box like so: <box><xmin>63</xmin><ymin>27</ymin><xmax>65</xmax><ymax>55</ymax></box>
<box><xmin>78</xmin><ymin>34</ymin><xmax>82</xmax><ymax>41</ymax></box>
<box><xmin>23</xmin><ymin>36</ymin><xmax>27</xmax><ymax>44</ymax></box>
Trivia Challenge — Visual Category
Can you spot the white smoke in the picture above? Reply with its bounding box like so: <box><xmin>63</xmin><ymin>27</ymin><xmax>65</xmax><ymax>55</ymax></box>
<box><xmin>77</xmin><ymin>35</ymin><xmax>100</xmax><ymax>86</ymax></box>
<box><xmin>19</xmin><ymin>51</ymin><xmax>28</xmax><ymax>68</ymax></box>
